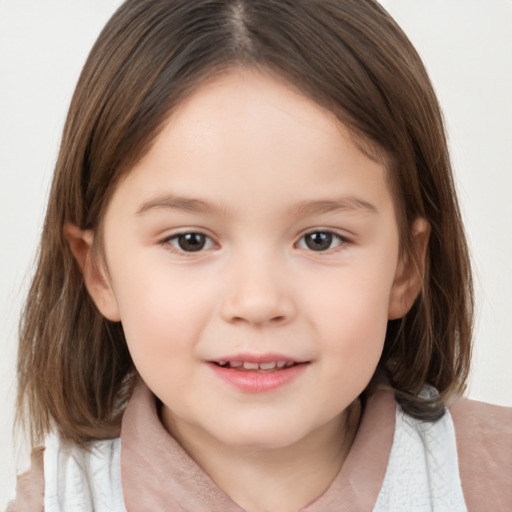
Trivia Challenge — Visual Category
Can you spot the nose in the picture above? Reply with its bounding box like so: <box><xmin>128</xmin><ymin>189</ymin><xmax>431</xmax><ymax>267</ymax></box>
<box><xmin>220</xmin><ymin>252</ymin><xmax>296</xmax><ymax>327</ymax></box>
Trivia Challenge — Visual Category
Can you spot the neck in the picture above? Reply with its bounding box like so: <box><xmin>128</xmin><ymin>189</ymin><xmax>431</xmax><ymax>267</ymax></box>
<box><xmin>165</xmin><ymin>401</ymin><xmax>361</xmax><ymax>512</ymax></box>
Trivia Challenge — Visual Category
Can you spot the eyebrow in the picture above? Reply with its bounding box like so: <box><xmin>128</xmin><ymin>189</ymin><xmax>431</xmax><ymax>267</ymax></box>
<box><xmin>136</xmin><ymin>195</ymin><xmax>222</xmax><ymax>215</ymax></box>
<box><xmin>136</xmin><ymin>194</ymin><xmax>377</xmax><ymax>216</ymax></box>
<box><xmin>291</xmin><ymin>197</ymin><xmax>378</xmax><ymax>216</ymax></box>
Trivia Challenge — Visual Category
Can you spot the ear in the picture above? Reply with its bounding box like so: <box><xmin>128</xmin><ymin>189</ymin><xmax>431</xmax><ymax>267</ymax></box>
<box><xmin>63</xmin><ymin>223</ymin><xmax>121</xmax><ymax>322</ymax></box>
<box><xmin>388</xmin><ymin>217</ymin><xmax>430</xmax><ymax>320</ymax></box>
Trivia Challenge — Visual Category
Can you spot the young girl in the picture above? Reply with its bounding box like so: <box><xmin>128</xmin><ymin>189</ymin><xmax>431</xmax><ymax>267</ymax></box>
<box><xmin>8</xmin><ymin>0</ymin><xmax>511</xmax><ymax>511</ymax></box>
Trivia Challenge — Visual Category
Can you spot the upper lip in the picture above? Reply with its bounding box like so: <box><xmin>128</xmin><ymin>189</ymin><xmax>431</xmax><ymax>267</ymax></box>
<box><xmin>209</xmin><ymin>353</ymin><xmax>306</xmax><ymax>364</ymax></box>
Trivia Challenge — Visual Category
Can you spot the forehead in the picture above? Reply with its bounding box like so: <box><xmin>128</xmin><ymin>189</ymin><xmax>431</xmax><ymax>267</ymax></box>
<box><xmin>106</xmin><ymin>67</ymin><xmax>395</xmax><ymax>221</ymax></box>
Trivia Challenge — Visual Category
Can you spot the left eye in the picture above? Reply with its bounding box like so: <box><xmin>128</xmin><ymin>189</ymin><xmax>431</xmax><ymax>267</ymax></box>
<box><xmin>166</xmin><ymin>232</ymin><xmax>215</xmax><ymax>252</ymax></box>
<box><xmin>297</xmin><ymin>231</ymin><xmax>345</xmax><ymax>252</ymax></box>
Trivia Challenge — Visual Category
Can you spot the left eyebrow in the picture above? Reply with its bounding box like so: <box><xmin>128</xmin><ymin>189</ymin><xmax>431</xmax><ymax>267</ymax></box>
<box><xmin>290</xmin><ymin>197</ymin><xmax>378</xmax><ymax>216</ymax></box>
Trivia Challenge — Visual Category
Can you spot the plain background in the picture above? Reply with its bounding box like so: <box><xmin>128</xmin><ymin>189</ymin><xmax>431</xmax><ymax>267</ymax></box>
<box><xmin>1</xmin><ymin>0</ymin><xmax>511</xmax><ymax>507</ymax></box>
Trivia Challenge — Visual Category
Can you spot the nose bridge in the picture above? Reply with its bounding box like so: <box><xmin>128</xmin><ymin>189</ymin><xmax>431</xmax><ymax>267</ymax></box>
<box><xmin>221</xmin><ymin>244</ymin><xmax>295</xmax><ymax>326</ymax></box>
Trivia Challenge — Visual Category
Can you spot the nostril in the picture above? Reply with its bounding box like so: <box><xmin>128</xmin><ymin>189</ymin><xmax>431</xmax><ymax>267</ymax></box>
<box><xmin>220</xmin><ymin>292</ymin><xmax>296</xmax><ymax>326</ymax></box>
<box><xmin>229</xmin><ymin>314</ymin><xmax>287</xmax><ymax>326</ymax></box>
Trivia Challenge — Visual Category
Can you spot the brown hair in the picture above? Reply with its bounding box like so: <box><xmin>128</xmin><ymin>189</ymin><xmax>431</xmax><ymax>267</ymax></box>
<box><xmin>17</xmin><ymin>0</ymin><xmax>473</xmax><ymax>447</ymax></box>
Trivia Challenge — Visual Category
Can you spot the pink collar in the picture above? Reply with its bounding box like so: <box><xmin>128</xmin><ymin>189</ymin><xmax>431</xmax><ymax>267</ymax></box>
<box><xmin>121</xmin><ymin>381</ymin><xmax>395</xmax><ymax>511</ymax></box>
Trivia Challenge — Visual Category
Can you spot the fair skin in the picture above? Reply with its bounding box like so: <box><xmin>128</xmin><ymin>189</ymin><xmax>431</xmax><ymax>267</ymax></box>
<box><xmin>66</xmin><ymin>68</ymin><xmax>428</xmax><ymax>512</ymax></box>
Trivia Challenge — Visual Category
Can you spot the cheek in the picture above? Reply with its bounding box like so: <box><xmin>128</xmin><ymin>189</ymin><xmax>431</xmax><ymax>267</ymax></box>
<box><xmin>307</xmin><ymin>286</ymin><xmax>390</xmax><ymax>411</ymax></box>
<box><xmin>317</xmin><ymin>291</ymin><xmax>389</xmax><ymax>363</ymax></box>
<box><xmin>304</xmin><ymin>256</ymin><xmax>397</xmax><ymax>369</ymax></box>
<box><xmin>107</xmin><ymin>253</ymin><xmax>211</xmax><ymax>368</ymax></box>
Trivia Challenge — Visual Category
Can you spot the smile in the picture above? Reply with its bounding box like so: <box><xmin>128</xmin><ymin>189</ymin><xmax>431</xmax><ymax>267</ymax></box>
<box><xmin>214</xmin><ymin>360</ymin><xmax>297</xmax><ymax>372</ymax></box>
<box><xmin>208</xmin><ymin>356</ymin><xmax>309</xmax><ymax>392</ymax></box>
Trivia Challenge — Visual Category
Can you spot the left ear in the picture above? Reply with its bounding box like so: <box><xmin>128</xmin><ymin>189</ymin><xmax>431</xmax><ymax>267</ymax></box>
<box><xmin>388</xmin><ymin>217</ymin><xmax>430</xmax><ymax>320</ymax></box>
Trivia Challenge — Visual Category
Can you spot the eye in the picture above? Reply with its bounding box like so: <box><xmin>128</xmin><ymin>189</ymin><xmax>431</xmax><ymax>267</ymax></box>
<box><xmin>297</xmin><ymin>231</ymin><xmax>346</xmax><ymax>252</ymax></box>
<box><xmin>166</xmin><ymin>232</ymin><xmax>215</xmax><ymax>252</ymax></box>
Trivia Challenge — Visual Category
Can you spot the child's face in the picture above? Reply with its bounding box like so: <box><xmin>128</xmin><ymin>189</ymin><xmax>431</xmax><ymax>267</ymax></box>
<box><xmin>92</xmin><ymin>68</ymin><xmax>414</xmax><ymax>451</ymax></box>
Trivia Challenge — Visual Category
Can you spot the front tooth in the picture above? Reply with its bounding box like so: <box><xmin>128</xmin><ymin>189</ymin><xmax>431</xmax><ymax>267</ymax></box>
<box><xmin>276</xmin><ymin>361</ymin><xmax>286</xmax><ymax>368</ymax></box>
<box><xmin>259</xmin><ymin>361</ymin><xmax>277</xmax><ymax>370</ymax></box>
<box><xmin>230</xmin><ymin>361</ymin><xmax>243</xmax><ymax>368</ymax></box>
<box><xmin>243</xmin><ymin>362</ymin><xmax>259</xmax><ymax>370</ymax></box>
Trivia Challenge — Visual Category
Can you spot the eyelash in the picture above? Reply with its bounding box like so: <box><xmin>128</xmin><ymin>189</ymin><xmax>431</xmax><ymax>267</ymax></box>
<box><xmin>160</xmin><ymin>229</ymin><xmax>349</xmax><ymax>255</ymax></box>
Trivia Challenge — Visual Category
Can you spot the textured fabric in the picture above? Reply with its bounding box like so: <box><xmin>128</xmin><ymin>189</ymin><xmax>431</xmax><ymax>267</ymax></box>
<box><xmin>37</xmin><ymin>385</ymin><xmax>467</xmax><ymax>512</ymax></box>
<box><xmin>7</xmin><ymin>382</ymin><xmax>512</xmax><ymax>511</ymax></box>
<box><xmin>42</xmin><ymin>434</ymin><xmax>125</xmax><ymax>512</ymax></box>
<box><xmin>373</xmin><ymin>406</ymin><xmax>467</xmax><ymax>511</ymax></box>
<box><xmin>5</xmin><ymin>449</ymin><xmax>44</xmax><ymax>512</ymax></box>
<box><xmin>450</xmin><ymin>397</ymin><xmax>512</xmax><ymax>510</ymax></box>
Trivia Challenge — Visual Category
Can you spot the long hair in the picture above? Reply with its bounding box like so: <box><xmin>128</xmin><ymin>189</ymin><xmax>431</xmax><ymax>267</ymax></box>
<box><xmin>17</xmin><ymin>0</ymin><xmax>473</xmax><ymax>446</ymax></box>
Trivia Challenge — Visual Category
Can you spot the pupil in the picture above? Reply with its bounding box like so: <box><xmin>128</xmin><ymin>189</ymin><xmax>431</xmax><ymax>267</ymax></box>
<box><xmin>305</xmin><ymin>232</ymin><xmax>332</xmax><ymax>251</ymax></box>
<box><xmin>178</xmin><ymin>233</ymin><xmax>206</xmax><ymax>252</ymax></box>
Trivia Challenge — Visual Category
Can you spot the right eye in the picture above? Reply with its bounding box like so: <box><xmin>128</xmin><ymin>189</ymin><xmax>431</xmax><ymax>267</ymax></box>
<box><xmin>165</xmin><ymin>232</ymin><xmax>215</xmax><ymax>253</ymax></box>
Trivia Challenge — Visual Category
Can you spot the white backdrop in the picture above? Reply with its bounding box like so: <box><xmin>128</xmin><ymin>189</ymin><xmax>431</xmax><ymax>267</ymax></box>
<box><xmin>1</xmin><ymin>0</ymin><xmax>511</xmax><ymax>507</ymax></box>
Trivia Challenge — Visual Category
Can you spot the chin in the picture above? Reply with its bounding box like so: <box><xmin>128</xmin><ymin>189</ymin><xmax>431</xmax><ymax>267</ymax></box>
<box><xmin>210</xmin><ymin>420</ymin><xmax>312</xmax><ymax>451</ymax></box>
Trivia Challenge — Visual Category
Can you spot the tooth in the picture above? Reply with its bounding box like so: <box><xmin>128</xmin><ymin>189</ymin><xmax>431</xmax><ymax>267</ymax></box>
<box><xmin>218</xmin><ymin>361</ymin><xmax>227</xmax><ymax>366</ymax></box>
<box><xmin>243</xmin><ymin>362</ymin><xmax>259</xmax><ymax>370</ymax></box>
<box><xmin>276</xmin><ymin>361</ymin><xmax>286</xmax><ymax>368</ymax></box>
<box><xmin>230</xmin><ymin>361</ymin><xmax>243</xmax><ymax>368</ymax></box>
<box><xmin>284</xmin><ymin>362</ymin><xmax>294</xmax><ymax>368</ymax></box>
<box><xmin>259</xmin><ymin>362</ymin><xmax>277</xmax><ymax>370</ymax></box>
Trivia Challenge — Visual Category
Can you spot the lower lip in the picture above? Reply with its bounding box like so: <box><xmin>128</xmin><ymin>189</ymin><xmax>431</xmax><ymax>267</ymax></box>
<box><xmin>209</xmin><ymin>363</ymin><xmax>308</xmax><ymax>392</ymax></box>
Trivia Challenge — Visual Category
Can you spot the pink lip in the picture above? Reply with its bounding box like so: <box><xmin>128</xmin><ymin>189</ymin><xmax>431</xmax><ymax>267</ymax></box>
<box><xmin>208</xmin><ymin>354</ymin><xmax>309</xmax><ymax>393</ymax></box>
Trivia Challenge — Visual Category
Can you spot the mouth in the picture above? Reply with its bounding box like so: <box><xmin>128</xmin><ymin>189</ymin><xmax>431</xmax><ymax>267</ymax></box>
<box><xmin>207</xmin><ymin>355</ymin><xmax>310</xmax><ymax>392</ymax></box>
<box><xmin>211</xmin><ymin>360</ymin><xmax>300</xmax><ymax>372</ymax></box>
<box><xmin>207</xmin><ymin>353</ymin><xmax>310</xmax><ymax>391</ymax></box>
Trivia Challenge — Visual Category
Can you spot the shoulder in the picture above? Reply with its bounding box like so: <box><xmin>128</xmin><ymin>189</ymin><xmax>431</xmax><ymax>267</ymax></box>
<box><xmin>6</xmin><ymin>448</ymin><xmax>44</xmax><ymax>512</ymax></box>
<box><xmin>7</xmin><ymin>435</ymin><xmax>124</xmax><ymax>512</ymax></box>
<box><xmin>45</xmin><ymin>434</ymin><xmax>124</xmax><ymax>511</ymax></box>
<box><xmin>449</xmin><ymin>397</ymin><xmax>512</xmax><ymax>511</ymax></box>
